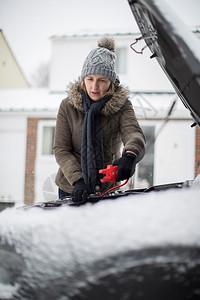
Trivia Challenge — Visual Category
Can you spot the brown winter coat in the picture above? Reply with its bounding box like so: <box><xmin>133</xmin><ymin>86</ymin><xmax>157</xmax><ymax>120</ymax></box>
<box><xmin>53</xmin><ymin>80</ymin><xmax>145</xmax><ymax>193</ymax></box>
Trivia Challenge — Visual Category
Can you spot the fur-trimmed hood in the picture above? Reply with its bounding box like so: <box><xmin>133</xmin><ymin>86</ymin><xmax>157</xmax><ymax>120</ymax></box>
<box><xmin>67</xmin><ymin>79</ymin><xmax>129</xmax><ymax>116</ymax></box>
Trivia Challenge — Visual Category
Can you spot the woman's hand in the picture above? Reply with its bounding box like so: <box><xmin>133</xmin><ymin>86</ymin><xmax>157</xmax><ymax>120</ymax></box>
<box><xmin>72</xmin><ymin>179</ymin><xmax>88</xmax><ymax>203</ymax></box>
<box><xmin>113</xmin><ymin>152</ymin><xmax>137</xmax><ymax>181</ymax></box>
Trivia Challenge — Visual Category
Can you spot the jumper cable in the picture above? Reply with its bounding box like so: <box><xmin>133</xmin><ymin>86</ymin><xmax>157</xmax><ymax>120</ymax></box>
<box><xmin>98</xmin><ymin>165</ymin><xmax>128</xmax><ymax>196</ymax></box>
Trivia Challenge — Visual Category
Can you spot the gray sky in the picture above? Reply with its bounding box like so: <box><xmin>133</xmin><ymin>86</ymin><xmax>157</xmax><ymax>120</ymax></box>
<box><xmin>0</xmin><ymin>0</ymin><xmax>200</xmax><ymax>80</ymax></box>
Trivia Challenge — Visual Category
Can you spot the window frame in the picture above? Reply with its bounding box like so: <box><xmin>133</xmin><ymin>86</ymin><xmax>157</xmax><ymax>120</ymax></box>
<box><xmin>37</xmin><ymin>120</ymin><xmax>56</xmax><ymax>159</ymax></box>
<box><xmin>116</xmin><ymin>46</ymin><xmax>127</xmax><ymax>75</ymax></box>
<box><xmin>134</xmin><ymin>124</ymin><xmax>155</xmax><ymax>188</ymax></box>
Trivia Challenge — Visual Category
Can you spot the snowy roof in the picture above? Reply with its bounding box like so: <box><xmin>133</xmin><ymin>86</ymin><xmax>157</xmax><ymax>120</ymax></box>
<box><xmin>0</xmin><ymin>88</ymin><xmax>191</xmax><ymax>119</ymax></box>
<box><xmin>50</xmin><ymin>26</ymin><xmax>200</xmax><ymax>39</ymax></box>
<box><xmin>0</xmin><ymin>88</ymin><xmax>65</xmax><ymax>114</ymax></box>
<box><xmin>50</xmin><ymin>28</ymin><xmax>140</xmax><ymax>39</ymax></box>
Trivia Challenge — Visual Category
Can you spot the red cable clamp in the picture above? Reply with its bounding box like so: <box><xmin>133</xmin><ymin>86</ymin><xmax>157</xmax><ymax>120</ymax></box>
<box><xmin>99</xmin><ymin>165</ymin><xmax>118</xmax><ymax>182</ymax></box>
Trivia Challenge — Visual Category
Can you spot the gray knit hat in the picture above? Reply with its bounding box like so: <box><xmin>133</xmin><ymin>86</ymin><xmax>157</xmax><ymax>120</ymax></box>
<box><xmin>81</xmin><ymin>37</ymin><xmax>116</xmax><ymax>83</ymax></box>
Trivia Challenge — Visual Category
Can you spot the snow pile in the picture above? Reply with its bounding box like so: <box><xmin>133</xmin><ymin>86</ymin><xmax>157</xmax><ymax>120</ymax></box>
<box><xmin>0</xmin><ymin>283</ymin><xmax>19</xmax><ymax>300</ymax></box>
<box><xmin>0</xmin><ymin>186</ymin><xmax>200</xmax><ymax>299</ymax></box>
<box><xmin>1</xmin><ymin>187</ymin><xmax>200</xmax><ymax>255</ymax></box>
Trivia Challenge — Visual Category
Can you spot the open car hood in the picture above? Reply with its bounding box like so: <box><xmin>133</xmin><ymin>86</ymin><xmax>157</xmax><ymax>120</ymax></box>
<box><xmin>127</xmin><ymin>0</ymin><xmax>200</xmax><ymax>127</ymax></box>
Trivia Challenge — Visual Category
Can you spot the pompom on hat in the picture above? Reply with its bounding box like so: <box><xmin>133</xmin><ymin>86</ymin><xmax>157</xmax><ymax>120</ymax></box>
<box><xmin>81</xmin><ymin>36</ymin><xmax>117</xmax><ymax>83</ymax></box>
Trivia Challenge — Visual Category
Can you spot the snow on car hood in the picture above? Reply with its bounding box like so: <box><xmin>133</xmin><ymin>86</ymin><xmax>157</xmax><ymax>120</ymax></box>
<box><xmin>0</xmin><ymin>185</ymin><xmax>200</xmax><ymax>299</ymax></box>
<box><xmin>1</xmin><ymin>187</ymin><xmax>200</xmax><ymax>255</ymax></box>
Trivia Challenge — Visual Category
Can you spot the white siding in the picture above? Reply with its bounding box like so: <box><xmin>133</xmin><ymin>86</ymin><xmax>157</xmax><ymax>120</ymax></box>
<box><xmin>0</xmin><ymin>115</ymin><xmax>27</xmax><ymax>204</ymax></box>
<box><xmin>50</xmin><ymin>36</ymin><xmax>96</xmax><ymax>91</ymax></box>
<box><xmin>49</xmin><ymin>34</ymin><xmax>173</xmax><ymax>92</ymax></box>
<box><xmin>0</xmin><ymin>30</ymin><xmax>29</xmax><ymax>89</ymax></box>
<box><xmin>153</xmin><ymin>120</ymin><xmax>195</xmax><ymax>184</ymax></box>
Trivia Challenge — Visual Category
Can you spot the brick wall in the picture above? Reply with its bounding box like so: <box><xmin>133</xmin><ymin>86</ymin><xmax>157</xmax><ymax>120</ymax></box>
<box><xmin>24</xmin><ymin>118</ymin><xmax>42</xmax><ymax>205</ymax></box>
<box><xmin>24</xmin><ymin>117</ymin><xmax>56</xmax><ymax>204</ymax></box>
<box><xmin>195</xmin><ymin>126</ymin><xmax>200</xmax><ymax>177</ymax></box>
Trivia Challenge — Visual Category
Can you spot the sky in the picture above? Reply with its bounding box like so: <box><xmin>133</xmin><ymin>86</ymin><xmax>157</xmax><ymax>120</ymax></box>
<box><xmin>0</xmin><ymin>0</ymin><xmax>200</xmax><ymax>81</ymax></box>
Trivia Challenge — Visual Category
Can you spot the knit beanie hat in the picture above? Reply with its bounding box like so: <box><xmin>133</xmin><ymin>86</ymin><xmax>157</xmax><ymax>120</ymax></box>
<box><xmin>81</xmin><ymin>37</ymin><xmax>117</xmax><ymax>83</ymax></box>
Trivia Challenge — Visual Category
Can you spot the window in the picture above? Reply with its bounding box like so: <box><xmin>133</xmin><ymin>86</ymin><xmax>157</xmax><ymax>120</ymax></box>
<box><xmin>116</xmin><ymin>47</ymin><xmax>127</xmax><ymax>74</ymax></box>
<box><xmin>42</xmin><ymin>126</ymin><xmax>55</xmax><ymax>155</ymax></box>
<box><xmin>37</xmin><ymin>120</ymin><xmax>56</xmax><ymax>157</ymax></box>
<box><xmin>136</xmin><ymin>125</ymin><xmax>155</xmax><ymax>187</ymax></box>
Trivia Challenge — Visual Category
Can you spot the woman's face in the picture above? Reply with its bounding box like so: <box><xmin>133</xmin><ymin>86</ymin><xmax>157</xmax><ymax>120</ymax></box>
<box><xmin>84</xmin><ymin>75</ymin><xmax>111</xmax><ymax>101</ymax></box>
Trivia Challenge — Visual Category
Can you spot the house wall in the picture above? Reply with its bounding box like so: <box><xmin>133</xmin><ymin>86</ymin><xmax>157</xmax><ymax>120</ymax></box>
<box><xmin>0</xmin><ymin>30</ymin><xmax>29</xmax><ymax>88</ymax></box>
<box><xmin>153</xmin><ymin>120</ymin><xmax>195</xmax><ymax>184</ymax></box>
<box><xmin>24</xmin><ymin>117</ymin><xmax>58</xmax><ymax>205</ymax></box>
<box><xmin>1</xmin><ymin>33</ymin><xmax>199</xmax><ymax>206</ymax></box>
<box><xmin>24</xmin><ymin>118</ymin><xmax>41</xmax><ymax>205</ymax></box>
<box><xmin>49</xmin><ymin>34</ymin><xmax>173</xmax><ymax>93</ymax></box>
<box><xmin>1</xmin><ymin>102</ymin><xmax>196</xmax><ymax>206</ymax></box>
<box><xmin>31</xmin><ymin>116</ymin><xmax>196</xmax><ymax>204</ymax></box>
<box><xmin>0</xmin><ymin>114</ymin><xmax>27</xmax><ymax>204</ymax></box>
<box><xmin>35</xmin><ymin>119</ymin><xmax>58</xmax><ymax>203</ymax></box>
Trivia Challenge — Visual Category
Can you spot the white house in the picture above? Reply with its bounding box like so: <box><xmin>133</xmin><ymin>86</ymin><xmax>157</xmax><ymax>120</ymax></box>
<box><xmin>0</xmin><ymin>30</ymin><xmax>199</xmax><ymax>206</ymax></box>
<box><xmin>0</xmin><ymin>29</ymin><xmax>29</xmax><ymax>89</ymax></box>
<box><xmin>49</xmin><ymin>29</ymin><xmax>173</xmax><ymax>93</ymax></box>
<box><xmin>0</xmin><ymin>89</ymin><xmax>198</xmax><ymax>205</ymax></box>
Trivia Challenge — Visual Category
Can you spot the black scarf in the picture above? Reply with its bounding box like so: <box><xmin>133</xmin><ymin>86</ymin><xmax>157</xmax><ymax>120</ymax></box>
<box><xmin>81</xmin><ymin>90</ymin><xmax>112</xmax><ymax>193</ymax></box>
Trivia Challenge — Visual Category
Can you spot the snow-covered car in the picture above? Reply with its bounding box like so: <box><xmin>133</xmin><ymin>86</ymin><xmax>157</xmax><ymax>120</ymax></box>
<box><xmin>0</xmin><ymin>0</ymin><xmax>200</xmax><ymax>299</ymax></box>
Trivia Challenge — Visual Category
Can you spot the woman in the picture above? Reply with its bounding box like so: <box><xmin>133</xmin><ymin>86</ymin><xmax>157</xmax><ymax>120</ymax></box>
<box><xmin>53</xmin><ymin>37</ymin><xmax>145</xmax><ymax>203</ymax></box>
